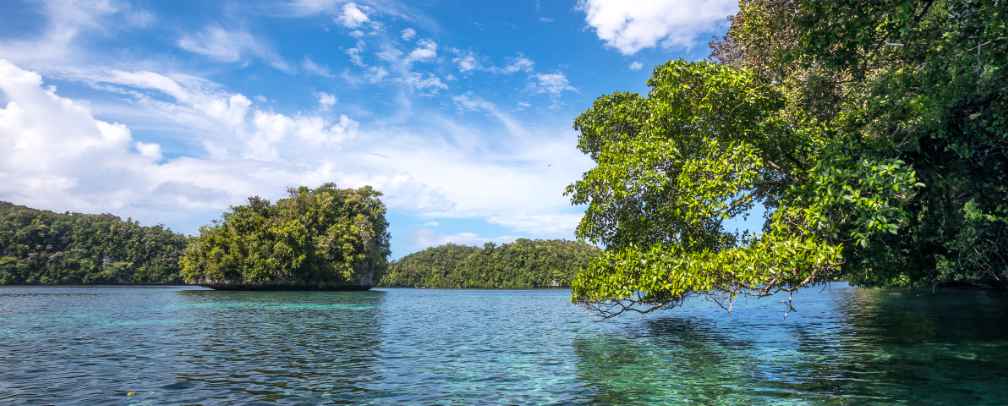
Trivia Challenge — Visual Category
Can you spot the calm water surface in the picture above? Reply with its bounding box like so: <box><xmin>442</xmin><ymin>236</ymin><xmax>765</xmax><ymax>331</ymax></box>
<box><xmin>1</xmin><ymin>283</ymin><xmax>1007</xmax><ymax>404</ymax></box>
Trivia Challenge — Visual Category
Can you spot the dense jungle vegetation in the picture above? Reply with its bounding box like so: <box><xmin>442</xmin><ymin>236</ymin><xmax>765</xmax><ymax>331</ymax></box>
<box><xmin>180</xmin><ymin>184</ymin><xmax>391</xmax><ymax>289</ymax></box>
<box><xmin>0</xmin><ymin>201</ymin><xmax>188</xmax><ymax>285</ymax></box>
<box><xmin>568</xmin><ymin>0</ymin><xmax>1008</xmax><ymax>316</ymax></box>
<box><xmin>380</xmin><ymin>239</ymin><xmax>600</xmax><ymax>288</ymax></box>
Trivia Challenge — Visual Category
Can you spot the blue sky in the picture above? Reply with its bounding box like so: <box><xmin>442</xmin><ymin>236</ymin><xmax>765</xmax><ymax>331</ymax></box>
<box><xmin>0</xmin><ymin>0</ymin><xmax>738</xmax><ymax>257</ymax></box>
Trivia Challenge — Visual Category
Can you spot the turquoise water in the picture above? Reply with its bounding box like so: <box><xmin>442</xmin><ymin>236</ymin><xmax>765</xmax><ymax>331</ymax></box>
<box><xmin>1</xmin><ymin>283</ymin><xmax>1007</xmax><ymax>404</ymax></box>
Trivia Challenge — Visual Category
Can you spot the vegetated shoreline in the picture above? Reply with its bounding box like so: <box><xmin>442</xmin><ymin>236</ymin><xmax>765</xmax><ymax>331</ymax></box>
<box><xmin>0</xmin><ymin>283</ymin><xmax>197</xmax><ymax>288</ymax></box>
<box><xmin>379</xmin><ymin>240</ymin><xmax>600</xmax><ymax>289</ymax></box>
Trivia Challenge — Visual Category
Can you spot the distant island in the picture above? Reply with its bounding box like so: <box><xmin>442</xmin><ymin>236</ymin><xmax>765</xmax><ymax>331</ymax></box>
<box><xmin>380</xmin><ymin>239</ymin><xmax>599</xmax><ymax>289</ymax></box>
<box><xmin>0</xmin><ymin>201</ymin><xmax>188</xmax><ymax>285</ymax></box>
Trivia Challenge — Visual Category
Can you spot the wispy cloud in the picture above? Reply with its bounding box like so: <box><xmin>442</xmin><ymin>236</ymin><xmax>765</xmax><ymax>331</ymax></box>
<box><xmin>302</xmin><ymin>56</ymin><xmax>335</xmax><ymax>77</ymax></box>
<box><xmin>400</xmin><ymin>27</ymin><xmax>416</xmax><ymax>40</ymax></box>
<box><xmin>413</xmin><ymin>229</ymin><xmax>516</xmax><ymax>250</ymax></box>
<box><xmin>0</xmin><ymin>59</ymin><xmax>590</xmax><ymax>238</ymax></box>
<box><xmin>178</xmin><ymin>26</ymin><xmax>291</xmax><ymax>71</ymax></box>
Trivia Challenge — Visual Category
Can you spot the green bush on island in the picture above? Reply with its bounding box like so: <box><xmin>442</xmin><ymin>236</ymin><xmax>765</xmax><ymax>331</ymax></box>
<box><xmin>180</xmin><ymin>184</ymin><xmax>390</xmax><ymax>289</ymax></box>
<box><xmin>0</xmin><ymin>201</ymin><xmax>188</xmax><ymax>285</ymax></box>
<box><xmin>380</xmin><ymin>239</ymin><xmax>600</xmax><ymax>288</ymax></box>
<box><xmin>568</xmin><ymin>0</ymin><xmax>1008</xmax><ymax>316</ymax></box>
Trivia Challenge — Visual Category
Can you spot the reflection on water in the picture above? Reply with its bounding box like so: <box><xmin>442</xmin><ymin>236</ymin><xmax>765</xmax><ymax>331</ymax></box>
<box><xmin>0</xmin><ymin>284</ymin><xmax>1006</xmax><ymax>404</ymax></box>
<box><xmin>573</xmin><ymin>286</ymin><xmax>1008</xmax><ymax>405</ymax></box>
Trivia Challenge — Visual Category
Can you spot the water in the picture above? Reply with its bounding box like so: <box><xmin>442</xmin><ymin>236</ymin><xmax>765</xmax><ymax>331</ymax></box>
<box><xmin>1</xmin><ymin>283</ymin><xmax>1006</xmax><ymax>405</ymax></box>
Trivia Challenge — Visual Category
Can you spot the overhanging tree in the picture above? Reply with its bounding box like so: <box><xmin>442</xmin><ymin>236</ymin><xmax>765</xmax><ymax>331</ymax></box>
<box><xmin>568</xmin><ymin>0</ymin><xmax>1007</xmax><ymax>316</ymax></box>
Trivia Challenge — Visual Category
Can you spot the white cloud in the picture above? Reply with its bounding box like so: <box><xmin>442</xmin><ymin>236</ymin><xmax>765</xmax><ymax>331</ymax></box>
<box><xmin>501</xmin><ymin>56</ymin><xmax>535</xmax><ymax>74</ymax></box>
<box><xmin>286</xmin><ymin>0</ymin><xmax>341</xmax><ymax>15</ymax></box>
<box><xmin>135</xmin><ymin>141</ymin><xmax>162</xmax><ymax>161</ymax></box>
<box><xmin>0</xmin><ymin>58</ymin><xmax>164</xmax><ymax>215</ymax></box>
<box><xmin>452</xmin><ymin>94</ymin><xmax>524</xmax><ymax>137</ymax></box>
<box><xmin>629</xmin><ymin>61</ymin><xmax>643</xmax><ymax>70</ymax></box>
<box><xmin>317</xmin><ymin>92</ymin><xmax>336</xmax><ymax>110</ymax></box>
<box><xmin>0</xmin><ymin>1</ymin><xmax>118</xmax><ymax>67</ymax></box>
<box><xmin>404</xmin><ymin>72</ymin><xmax>447</xmax><ymax>92</ymax></box>
<box><xmin>406</xmin><ymin>39</ymin><xmax>438</xmax><ymax>64</ymax></box>
<box><xmin>338</xmin><ymin>3</ymin><xmax>370</xmax><ymax>28</ymax></box>
<box><xmin>302</xmin><ymin>57</ymin><xmax>334</xmax><ymax>77</ymax></box>
<box><xmin>453</xmin><ymin>53</ymin><xmax>478</xmax><ymax>72</ymax></box>
<box><xmin>0</xmin><ymin>60</ymin><xmax>591</xmax><ymax>238</ymax></box>
<box><xmin>413</xmin><ymin>229</ymin><xmax>515</xmax><ymax>250</ymax></box>
<box><xmin>400</xmin><ymin>27</ymin><xmax>416</xmax><ymax>41</ymax></box>
<box><xmin>447</xmin><ymin>52</ymin><xmax>533</xmax><ymax>75</ymax></box>
<box><xmin>531</xmin><ymin>72</ymin><xmax>576</xmax><ymax>95</ymax></box>
<box><xmin>346</xmin><ymin>46</ymin><xmax>366</xmax><ymax>66</ymax></box>
<box><xmin>579</xmin><ymin>0</ymin><xmax>737</xmax><ymax>55</ymax></box>
<box><xmin>178</xmin><ymin>26</ymin><xmax>290</xmax><ymax>71</ymax></box>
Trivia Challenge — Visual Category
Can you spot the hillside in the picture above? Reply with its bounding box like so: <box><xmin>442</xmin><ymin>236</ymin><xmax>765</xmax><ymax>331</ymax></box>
<box><xmin>0</xmin><ymin>202</ymin><xmax>188</xmax><ymax>284</ymax></box>
<box><xmin>381</xmin><ymin>239</ymin><xmax>600</xmax><ymax>288</ymax></box>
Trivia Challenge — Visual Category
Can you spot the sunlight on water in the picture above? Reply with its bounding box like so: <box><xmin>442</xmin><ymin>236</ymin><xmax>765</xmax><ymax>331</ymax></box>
<box><xmin>1</xmin><ymin>283</ymin><xmax>1006</xmax><ymax>404</ymax></box>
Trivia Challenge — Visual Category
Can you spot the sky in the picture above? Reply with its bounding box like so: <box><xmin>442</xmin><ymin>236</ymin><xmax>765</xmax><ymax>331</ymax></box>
<box><xmin>0</xmin><ymin>0</ymin><xmax>738</xmax><ymax>257</ymax></box>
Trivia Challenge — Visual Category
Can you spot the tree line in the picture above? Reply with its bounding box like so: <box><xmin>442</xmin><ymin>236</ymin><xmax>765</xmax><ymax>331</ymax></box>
<box><xmin>0</xmin><ymin>201</ymin><xmax>188</xmax><ymax>284</ymax></box>
<box><xmin>0</xmin><ymin>187</ymin><xmax>599</xmax><ymax>290</ymax></box>
<box><xmin>380</xmin><ymin>239</ymin><xmax>600</xmax><ymax>289</ymax></box>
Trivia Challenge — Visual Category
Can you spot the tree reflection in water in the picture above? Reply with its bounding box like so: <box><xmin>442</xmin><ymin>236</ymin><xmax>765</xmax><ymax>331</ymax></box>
<box><xmin>573</xmin><ymin>286</ymin><xmax>1008</xmax><ymax>405</ymax></box>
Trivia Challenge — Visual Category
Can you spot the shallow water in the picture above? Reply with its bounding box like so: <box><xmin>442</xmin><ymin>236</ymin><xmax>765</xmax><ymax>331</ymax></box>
<box><xmin>1</xmin><ymin>283</ymin><xmax>1006</xmax><ymax>404</ymax></box>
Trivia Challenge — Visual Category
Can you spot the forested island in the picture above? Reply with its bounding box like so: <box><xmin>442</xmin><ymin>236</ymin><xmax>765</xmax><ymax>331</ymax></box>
<box><xmin>180</xmin><ymin>184</ymin><xmax>391</xmax><ymax>290</ymax></box>
<box><xmin>380</xmin><ymin>239</ymin><xmax>599</xmax><ymax>288</ymax></box>
<box><xmin>0</xmin><ymin>201</ymin><xmax>187</xmax><ymax>285</ymax></box>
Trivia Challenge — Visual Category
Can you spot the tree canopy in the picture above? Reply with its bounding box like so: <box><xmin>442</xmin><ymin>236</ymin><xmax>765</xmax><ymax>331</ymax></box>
<box><xmin>380</xmin><ymin>239</ymin><xmax>600</xmax><ymax>289</ymax></box>
<box><xmin>180</xmin><ymin>184</ymin><xmax>390</xmax><ymax>289</ymax></box>
<box><xmin>0</xmin><ymin>201</ymin><xmax>188</xmax><ymax>285</ymax></box>
<box><xmin>568</xmin><ymin>0</ymin><xmax>1007</xmax><ymax>316</ymax></box>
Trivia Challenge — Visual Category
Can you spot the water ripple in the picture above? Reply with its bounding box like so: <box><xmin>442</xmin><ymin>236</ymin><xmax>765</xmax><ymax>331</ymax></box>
<box><xmin>0</xmin><ymin>284</ymin><xmax>1006</xmax><ymax>404</ymax></box>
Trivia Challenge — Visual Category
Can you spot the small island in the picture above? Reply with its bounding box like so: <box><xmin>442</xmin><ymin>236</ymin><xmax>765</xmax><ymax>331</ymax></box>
<box><xmin>180</xmin><ymin>184</ymin><xmax>390</xmax><ymax>290</ymax></box>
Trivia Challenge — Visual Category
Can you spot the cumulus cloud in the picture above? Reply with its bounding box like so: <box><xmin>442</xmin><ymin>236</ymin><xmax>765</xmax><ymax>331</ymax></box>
<box><xmin>178</xmin><ymin>26</ymin><xmax>290</xmax><ymax>71</ymax></box>
<box><xmin>531</xmin><ymin>72</ymin><xmax>576</xmax><ymax>95</ymax></box>
<box><xmin>135</xmin><ymin>141</ymin><xmax>163</xmax><ymax>161</ymax></box>
<box><xmin>453</xmin><ymin>52</ymin><xmax>478</xmax><ymax>72</ymax></box>
<box><xmin>338</xmin><ymin>3</ymin><xmax>370</xmax><ymax>28</ymax></box>
<box><xmin>579</xmin><ymin>0</ymin><xmax>737</xmax><ymax>54</ymax></box>
<box><xmin>0</xmin><ymin>58</ymin><xmax>165</xmax><ymax>215</ymax></box>
<box><xmin>406</xmin><ymin>39</ymin><xmax>438</xmax><ymax>64</ymax></box>
<box><xmin>629</xmin><ymin>61</ymin><xmax>643</xmax><ymax>70</ymax></box>
<box><xmin>317</xmin><ymin>92</ymin><xmax>336</xmax><ymax>110</ymax></box>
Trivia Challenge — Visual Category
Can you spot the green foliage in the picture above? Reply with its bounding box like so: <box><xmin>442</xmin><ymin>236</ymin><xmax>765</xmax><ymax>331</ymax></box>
<box><xmin>380</xmin><ymin>239</ymin><xmax>600</xmax><ymax>289</ymax></box>
<box><xmin>180</xmin><ymin>184</ymin><xmax>390</xmax><ymax>289</ymax></box>
<box><xmin>0</xmin><ymin>201</ymin><xmax>188</xmax><ymax>285</ymax></box>
<box><xmin>569</xmin><ymin>0</ymin><xmax>1008</xmax><ymax>314</ymax></box>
